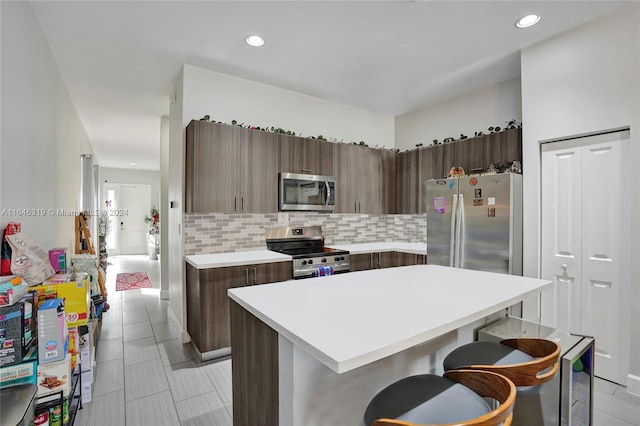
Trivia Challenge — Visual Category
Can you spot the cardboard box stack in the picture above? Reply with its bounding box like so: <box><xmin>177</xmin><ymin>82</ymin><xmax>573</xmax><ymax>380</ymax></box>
<box><xmin>0</xmin><ymin>288</ymin><xmax>36</xmax><ymax>369</ymax></box>
<box><xmin>32</xmin><ymin>273</ymin><xmax>90</xmax><ymax>328</ymax></box>
<box><xmin>78</xmin><ymin>319</ymin><xmax>98</xmax><ymax>403</ymax></box>
<box><xmin>1</xmin><ymin>231</ymin><xmax>101</xmax><ymax>426</ymax></box>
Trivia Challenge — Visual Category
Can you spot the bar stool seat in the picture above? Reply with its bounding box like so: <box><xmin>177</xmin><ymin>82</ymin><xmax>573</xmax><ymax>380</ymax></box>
<box><xmin>443</xmin><ymin>338</ymin><xmax>560</xmax><ymax>392</ymax></box>
<box><xmin>364</xmin><ymin>369</ymin><xmax>516</xmax><ymax>426</ymax></box>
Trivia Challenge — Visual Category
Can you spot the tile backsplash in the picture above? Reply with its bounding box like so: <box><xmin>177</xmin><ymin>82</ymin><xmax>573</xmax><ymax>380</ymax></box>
<box><xmin>183</xmin><ymin>213</ymin><xmax>425</xmax><ymax>255</ymax></box>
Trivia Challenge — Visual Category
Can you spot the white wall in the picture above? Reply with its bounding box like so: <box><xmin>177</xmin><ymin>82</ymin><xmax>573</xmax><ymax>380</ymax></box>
<box><xmin>395</xmin><ymin>78</ymin><xmax>522</xmax><ymax>151</ymax></box>
<box><xmin>0</xmin><ymin>1</ymin><xmax>93</xmax><ymax>255</ymax></box>
<box><xmin>99</xmin><ymin>167</ymin><xmax>160</xmax><ymax>210</ymax></box>
<box><xmin>160</xmin><ymin>116</ymin><xmax>170</xmax><ymax>299</ymax></box>
<box><xmin>182</xmin><ymin>65</ymin><xmax>395</xmax><ymax>148</ymax></box>
<box><xmin>168</xmin><ymin>68</ymin><xmax>186</xmax><ymax>341</ymax></box>
<box><xmin>167</xmin><ymin>65</ymin><xmax>395</xmax><ymax>341</ymax></box>
<box><xmin>520</xmin><ymin>4</ymin><xmax>640</xmax><ymax>392</ymax></box>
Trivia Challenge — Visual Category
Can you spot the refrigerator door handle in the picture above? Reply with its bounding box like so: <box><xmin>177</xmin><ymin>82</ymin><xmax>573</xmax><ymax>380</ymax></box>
<box><xmin>449</xmin><ymin>194</ymin><xmax>458</xmax><ymax>267</ymax></box>
<box><xmin>456</xmin><ymin>194</ymin><xmax>465</xmax><ymax>268</ymax></box>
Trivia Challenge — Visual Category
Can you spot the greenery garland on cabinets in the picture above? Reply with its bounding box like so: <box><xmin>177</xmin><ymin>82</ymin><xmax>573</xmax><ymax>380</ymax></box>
<box><xmin>197</xmin><ymin>115</ymin><xmax>395</xmax><ymax>150</ymax></box>
<box><xmin>196</xmin><ymin>114</ymin><xmax>519</xmax><ymax>154</ymax></box>
<box><xmin>426</xmin><ymin>119</ymin><xmax>522</xmax><ymax>148</ymax></box>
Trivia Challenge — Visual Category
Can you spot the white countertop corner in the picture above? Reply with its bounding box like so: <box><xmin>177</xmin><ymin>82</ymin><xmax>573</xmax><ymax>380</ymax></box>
<box><xmin>327</xmin><ymin>242</ymin><xmax>427</xmax><ymax>255</ymax></box>
<box><xmin>184</xmin><ymin>250</ymin><xmax>291</xmax><ymax>269</ymax></box>
<box><xmin>228</xmin><ymin>265</ymin><xmax>552</xmax><ymax>374</ymax></box>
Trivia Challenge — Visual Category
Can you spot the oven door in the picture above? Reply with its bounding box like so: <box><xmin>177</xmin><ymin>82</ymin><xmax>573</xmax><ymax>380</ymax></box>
<box><xmin>279</xmin><ymin>172</ymin><xmax>335</xmax><ymax>212</ymax></box>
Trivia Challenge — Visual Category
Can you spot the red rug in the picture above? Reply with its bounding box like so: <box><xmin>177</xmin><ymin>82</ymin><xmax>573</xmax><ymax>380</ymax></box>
<box><xmin>115</xmin><ymin>272</ymin><xmax>153</xmax><ymax>291</ymax></box>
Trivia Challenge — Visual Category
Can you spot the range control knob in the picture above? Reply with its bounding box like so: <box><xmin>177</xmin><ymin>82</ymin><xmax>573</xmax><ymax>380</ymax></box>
<box><xmin>308</xmin><ymin>259</ymin><xmax>313</xmax><ymax>265</ymax></box>
<box><xmin>321</xmin><ymin>258</ymin><xmax>327</xmax><ymax>263</ymax></box>
<box><xmin>301</xmin><ymin>260</ymin><xmax>307</xmax><ymax>266</ymax></box>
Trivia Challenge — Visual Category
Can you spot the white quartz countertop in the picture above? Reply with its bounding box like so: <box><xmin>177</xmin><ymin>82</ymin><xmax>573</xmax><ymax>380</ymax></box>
<box><xmin>185</xmin><ymin>250</ymin><xmax>291</xmax><ymax>269</ymax></box>
<box><xmin>328</xmin><ymin>242</ymin><xmax>427</xmax><ymax>255</ymax></box>
<box><xmin>184</xmin><ymin>242</ymin><xmax>426</xmax><ymax>269</ymax></box>
<box><xmin>228</xmin><ymin>265</ymin><xmax>552</xmax><ymax>374</ymax></box>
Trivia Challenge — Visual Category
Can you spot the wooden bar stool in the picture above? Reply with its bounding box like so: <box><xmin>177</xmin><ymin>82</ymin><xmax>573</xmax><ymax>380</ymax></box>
<box><xmin>364</xmin><ymin>369</ymin><xmax>516</xmax><ymax>426</ymax></box>
<box><xmin>443</xmin><ymin>338</ymin><xmax>560</xmax><ymax>390</ymax></box>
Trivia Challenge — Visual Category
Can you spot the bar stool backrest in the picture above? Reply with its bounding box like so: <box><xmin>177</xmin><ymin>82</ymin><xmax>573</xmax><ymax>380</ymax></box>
<box><xmin>372</xmin><ymin>369</ymin><xmax>516</xmax><ymax>426</ymax></box>
<box><xmin>469</xmin><ymin>338</ymin><xmax>560</xmax><ymax>387</ymax></box>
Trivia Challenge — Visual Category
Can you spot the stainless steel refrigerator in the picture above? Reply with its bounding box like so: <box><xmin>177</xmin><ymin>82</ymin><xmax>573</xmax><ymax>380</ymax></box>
<box><xmin>425</xmin><ymin>173</ymin><xmax>522</xmax><ymax>275</ymax></box>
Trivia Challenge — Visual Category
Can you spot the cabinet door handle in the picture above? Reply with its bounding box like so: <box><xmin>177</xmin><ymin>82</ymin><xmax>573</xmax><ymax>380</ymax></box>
<box><xmin>301</xmin><ymin>169</ymin><xmax>313</xmax><ymax>174</ymax></box>
<box><xmin>246</xmin><ymin>268</ymin><xmax>249</xmax><ymax>286</ymax></box>
<box><xmin>242</xmin><ymin>197</ymin><xmax>244</xmax><ymax>212</ymax></box>
<box><xmin>253</xmin><ymin>268</ymin><xmax>257</xmax><ymax>285</ymax></box>
<box><xmin>234</xmin><ymin>197</ymin><xmax>237</xmax><ymax>212</ymax></box>
<box><xmin>355</xmin><ymin>202</ymin><xmax>358</xmax><ymax>213</ymax></box>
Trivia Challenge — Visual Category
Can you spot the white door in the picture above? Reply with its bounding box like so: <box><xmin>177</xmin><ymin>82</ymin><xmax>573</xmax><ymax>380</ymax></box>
<box><xmin>541</xmin><ymin>130</ymin><xmax>630</xmax><ymax>385</ymax></box>
<box><xmin>118</xmin><ymin>184</ymin><xmax>150</xmax><ymax>255</ymax></box>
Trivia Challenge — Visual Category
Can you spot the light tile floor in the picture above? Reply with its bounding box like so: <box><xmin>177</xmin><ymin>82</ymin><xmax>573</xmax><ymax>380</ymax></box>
<box><xmin>75</xmin><ymin>256</ymin><xmax>639</xmax><ymax>426</ymax></box>
<box><xmin>75</xmin><ymin>255</ymin><xmax>232</xmax><ymax>426</ymax></box>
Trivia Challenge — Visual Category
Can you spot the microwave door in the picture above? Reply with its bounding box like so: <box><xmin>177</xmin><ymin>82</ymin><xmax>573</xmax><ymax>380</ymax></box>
<box><xmin>326</xmin><ymin>181</ymin><xmax>335</xmax><ymax>206</ymax></box>
<box><xmin>279</xmin><ymin>172</ymin><xmax>336</xmax><ymax>211</ymax></box>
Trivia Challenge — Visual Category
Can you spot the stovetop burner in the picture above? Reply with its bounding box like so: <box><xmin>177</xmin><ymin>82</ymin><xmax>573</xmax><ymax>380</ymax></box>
<box><xmin>265</xmin><ymin>226</ymin><xmax>350</xmax><ymax>279</ymax></box>
<box><xmin>272</xmin><ymin>246</ymin><xmax>349</xmax><ymax>258</ymax></box>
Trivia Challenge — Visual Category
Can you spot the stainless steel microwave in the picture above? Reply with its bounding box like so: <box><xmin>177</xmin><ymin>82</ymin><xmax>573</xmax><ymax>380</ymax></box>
<box><xmin>279</xmin><ymin>172</ymin><xmax>335</xmax><ymax>212</ymax></box>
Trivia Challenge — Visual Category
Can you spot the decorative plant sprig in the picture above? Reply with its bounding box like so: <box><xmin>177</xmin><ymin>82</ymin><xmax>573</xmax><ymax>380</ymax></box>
<box><xmin>97</xmin><ymin>209</ymin><xmax>112</xmax><ymax>238</ymax></box>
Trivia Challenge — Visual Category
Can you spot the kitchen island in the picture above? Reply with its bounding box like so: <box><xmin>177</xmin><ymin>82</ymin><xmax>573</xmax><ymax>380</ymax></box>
<box><xmin>228</xmin><ymin>265</ymin><xmax>552</xmax><ymax>426</ymax></box>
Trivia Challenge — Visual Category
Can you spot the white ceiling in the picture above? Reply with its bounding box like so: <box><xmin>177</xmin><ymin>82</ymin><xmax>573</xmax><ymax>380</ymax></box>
<box><xmin>29</xmin><ymin>0</ymin><xmax>634</xmax><ymax>171</ymax></box>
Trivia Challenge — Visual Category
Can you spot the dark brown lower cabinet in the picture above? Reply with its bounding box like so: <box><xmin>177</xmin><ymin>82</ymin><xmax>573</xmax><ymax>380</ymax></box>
<box><xmin>395</xmin><ymin>252</ymin><xmax>427</xmax><ymax>267</ymax></box>
<box><xmin>186</xmin><ymin>261</ymin><xmax>291</xmax><ymax>354</ymax></box>
<box><xmin>230</xmin><ymin>300</ymin><xmax>279</xmax><ymax>426</ymax></box>
<box><xmin>349</xmin><ymin>251</ymin><xmax>426</xmax><ymax>272</ymax></box>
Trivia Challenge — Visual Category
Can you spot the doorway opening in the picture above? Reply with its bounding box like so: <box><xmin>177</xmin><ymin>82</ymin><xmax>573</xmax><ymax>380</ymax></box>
<box><xmin>102</xmin><ymin>183</ymin><xmax>151</xmax><ymax>255</ymax></box>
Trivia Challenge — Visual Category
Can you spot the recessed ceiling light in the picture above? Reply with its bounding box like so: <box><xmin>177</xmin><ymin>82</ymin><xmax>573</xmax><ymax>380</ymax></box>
<box><xmin>245</xmin><ymin>35</ymin><xmax>265</xmax><ymax>47</ymax></box>
<box><xmin>129</xmin><ymin>162</ymin><xmax>137</xmax><ymax>166</ymax></box>
<box><xmin>516</xmin><ymin>14</ymin><xmax>540</xmax><ymax>28</ymax></box>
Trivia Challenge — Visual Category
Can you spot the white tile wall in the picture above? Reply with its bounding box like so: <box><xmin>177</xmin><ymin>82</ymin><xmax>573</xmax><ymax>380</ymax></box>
<box><xmin>183</xmin><ymin>213</ymin><xmax>426</xmax><ymax>255</ymax></box>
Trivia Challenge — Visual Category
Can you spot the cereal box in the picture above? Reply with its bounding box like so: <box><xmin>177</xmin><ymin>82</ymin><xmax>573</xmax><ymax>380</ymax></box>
<box><xmin>33</xmin><ymin>273</ymin><xmax>90</xmax><ymax>327</ymax></box>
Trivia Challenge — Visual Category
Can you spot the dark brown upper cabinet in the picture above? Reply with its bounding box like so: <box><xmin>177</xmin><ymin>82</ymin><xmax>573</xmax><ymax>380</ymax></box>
<box><xmin>395</xmin><ymin>128</ymin><xmax>522</xmax><ymax>214</ymax></box>
<box><xmin>185</xmin><ymin>120</ymin><xmax>279</xmax><ymax>213</ymax></box>
<box><xmin>278</xmin><ymin>134</ymin><xmax>335</xmax><ymax>176</ymax></box>
<box><xmin>335</xmin><ymin>143</ymin><xmax>395</xmax><ymax>214</ymax></box>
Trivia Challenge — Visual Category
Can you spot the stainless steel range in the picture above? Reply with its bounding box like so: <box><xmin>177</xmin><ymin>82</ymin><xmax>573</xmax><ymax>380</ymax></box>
<box><xmin>265</xmin><ymin>226</ymin><xmax>350</xmax><ymax>279</ymax></box>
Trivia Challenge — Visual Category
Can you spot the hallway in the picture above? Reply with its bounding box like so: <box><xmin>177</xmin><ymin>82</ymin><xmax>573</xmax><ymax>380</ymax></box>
<box><xmin>74</xmin><ymin>255</ymin><xmax>232</xmax><ymax>426</ymax></box>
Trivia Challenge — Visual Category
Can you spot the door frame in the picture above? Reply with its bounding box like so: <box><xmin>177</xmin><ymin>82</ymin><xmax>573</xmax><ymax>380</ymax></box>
<box><xmin>102</xmin><ymin>182</ymin><xmax>152</xmax><ymax>256</ymax></box>
<box><xmin>539</xmin><ymin>128</ymin><xmax>631</xmax><ymax>385</ymax></box>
